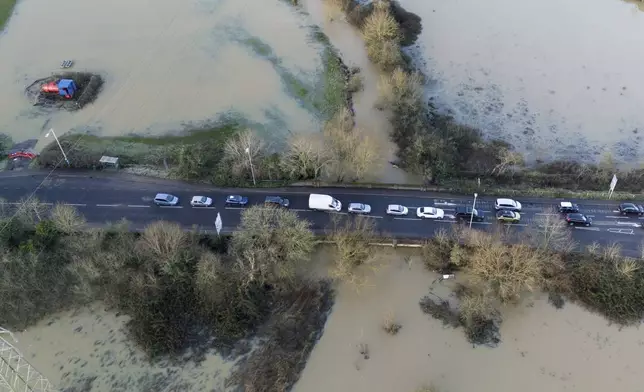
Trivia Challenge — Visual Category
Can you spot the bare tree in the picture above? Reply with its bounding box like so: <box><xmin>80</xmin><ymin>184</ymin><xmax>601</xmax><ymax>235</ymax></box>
<box><xmin>327</xmin><ymin>215</ymin><xmax>379</xmax><ymax>287</ymax></box>
<box><xmin>230</xmin><ymin>206</ymin><xmax>315</xmax><ymax>286</ymax></box>
<box><xmin>50</xmin><ymin>204</ymin><xmax>86</xmax><ymax>233</ymax></box>
<box><xmin>491</xmin><ymin>147</ymin><xmax>524</xmax><ymax>176</ymax></box>
<box><xmin>14</xmin><ymin>197</ymin><xmax>49</xmax><ymax>225</ymax></box>
<box><xmin>223</xmin><ymin>129</ymin><xmax>266</xmax><ymax>177</ymax></box>
<box><xmin>136</xmin><ymin>221</ymin><xmax>188</xmax><ymax>277</ymax></box>
<box><xmin>282</xmin><ymin>132</ymin><xmax>332</xmax><ymax>180</ymax></box>
<box><xmin>323</xmin><ymin>109</ymin><xmax>381</xmax><ymax>182</ymax></box>
<box><xmin>526</xmin><ymin>208</ymin><xmax>576</xmax><ymax>253</ymax></box>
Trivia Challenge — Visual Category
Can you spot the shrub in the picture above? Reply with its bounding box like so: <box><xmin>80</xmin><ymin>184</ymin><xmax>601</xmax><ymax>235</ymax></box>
<box><xmin>327</xmin><ymin>215</ymin><xmax>379</xmax><ymax>286</ymax></box>
<box><xmin>382</xmin><ymin>310</ymin><xmax>402</xmax><ymax>335</ymax></box>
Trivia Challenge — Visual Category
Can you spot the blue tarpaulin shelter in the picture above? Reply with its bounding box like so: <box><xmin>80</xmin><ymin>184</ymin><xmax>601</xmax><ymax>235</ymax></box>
<box><xmin>57</xmin><ymin>79</ymin><xmax>77</xmax><ymax>98</ymax></box>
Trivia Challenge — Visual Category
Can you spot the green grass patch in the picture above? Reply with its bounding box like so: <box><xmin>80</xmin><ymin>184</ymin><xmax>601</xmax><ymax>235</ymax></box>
<box><xmin>319</xmin><ymin>48</ymin><xmax>348</xmax><ymax>118</ymax></box>
<box><xmin>0</xmin><ymin>0</ymin><xmax>17</xmax><ymax>31</ymax></box>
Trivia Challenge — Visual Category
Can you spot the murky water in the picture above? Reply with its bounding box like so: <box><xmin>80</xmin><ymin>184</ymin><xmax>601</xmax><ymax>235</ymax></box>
<box><xmin>300</xmin><ymin>0</ymin><xmax>417</xmax><ymax>183</ymax></box>
<box><xmin>11</xmin><ymin>303</ymin><xmax>234</xmax><ymax>391</ymax></box>
<box><xmin>0</xmin><ymin>0</ymin><xmax>324</xmax><ymax>148</ymax></box>
<box><xmin>399</xmin><ymin>0</ymin><xmax>644</xmax><ymax>165</ymax></box>
<box><xmin>294</xmin><ymin>253</ymin><xmax>644</xmax><ymax>392</ymax></box>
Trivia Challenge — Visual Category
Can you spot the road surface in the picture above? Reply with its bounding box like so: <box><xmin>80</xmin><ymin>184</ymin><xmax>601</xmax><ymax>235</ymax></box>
<box><xmin>0</xmin><ymin>171</ymin><xmax>642</xmax><ymax>257</ymax></box>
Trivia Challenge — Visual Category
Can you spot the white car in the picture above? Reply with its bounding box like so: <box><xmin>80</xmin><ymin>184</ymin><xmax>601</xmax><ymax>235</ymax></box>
<box><xmin>416</xmin><ymin>207</ymin><xmax>445</xmax><ymax>219</ymax></box>
<box><xmin>386</xmin><ymin>204</ymin><xmax>408</xmax><ymax>216</ymax></box>
<box><xmin>348</xmin><ymin>203</ymin><xmax>371</xmax><ymax>214</ymax></box>
<box><xmin>190</xmin><ymin>196</ymin><xmax>213</xmax><ymax>207</ymax></box>
<box><xmin>494</xmin><ymin>198</ymin><xmax>522</xmax><ymax>212</ymax></box>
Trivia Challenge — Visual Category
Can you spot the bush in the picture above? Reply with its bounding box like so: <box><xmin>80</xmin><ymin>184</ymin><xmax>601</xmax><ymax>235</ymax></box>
<box><xmin>327</xmin><ymin>215</ymin><xmax>379</xmax><ymax>286</ymax></box>
<box><xmin>229</xmin><ymin>280</ymin><xmax>334</xmax><ymax>392</ymax></box>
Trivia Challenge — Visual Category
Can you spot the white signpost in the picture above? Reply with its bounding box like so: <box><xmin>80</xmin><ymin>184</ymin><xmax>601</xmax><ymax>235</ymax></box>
<box><xmin>215</xmin><ymin>212</ymin><xmax>222</xmax><ymax>236</ymax></box>
<box><xmin>608</xmin><ymin>174</ymin><xmax>618</xmax><ymax>199</ymax></box>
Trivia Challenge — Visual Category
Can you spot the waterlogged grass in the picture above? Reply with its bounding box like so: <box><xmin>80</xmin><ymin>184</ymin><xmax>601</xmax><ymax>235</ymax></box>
<box><xmin>241</xmin><ymin>33</ymin><xmax>347</xmax><ymax>120</ymax></box>
<box><xmin>0</xmin><ymin>0</ymin><xmax>17</xmax><ymax>31</ymax></box>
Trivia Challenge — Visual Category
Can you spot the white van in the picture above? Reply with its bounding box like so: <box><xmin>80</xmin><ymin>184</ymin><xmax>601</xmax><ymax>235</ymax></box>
<box><xmin>308</xmin><ymin>193</ymin><xmax>342</xmax><ymax>212</ymax></box>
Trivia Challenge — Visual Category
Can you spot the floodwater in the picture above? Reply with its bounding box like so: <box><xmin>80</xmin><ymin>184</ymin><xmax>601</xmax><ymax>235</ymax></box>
<box><xmin>294</xmin><ymin>252</ymin><xmax>644</xmax><ymax>392</ymax></box>
<box><xmin>11</xmin><ymin>303</ymin><xmax>234</xmax><ymax>391</ymax></box>
<box><xmin>399</xmin><ymin>0</ymin><xmax>644</xmax><ymax>165</ymax></box>
<box><xmin>300</xmin><ymin>0</ymin><xmax>417</xmax><ymax>183</ymax></box>
<box><xmin>0</xmin><ymin>0</ymin><xmax>324</xmax><ymax>147</ymax></box>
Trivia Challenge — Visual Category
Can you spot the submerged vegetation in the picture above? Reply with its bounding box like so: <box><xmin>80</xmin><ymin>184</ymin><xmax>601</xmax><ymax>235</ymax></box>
<box><xmin>418</xmin><ymin>223</ymin><xmax>644</xmax><ymax>346</ymax></box>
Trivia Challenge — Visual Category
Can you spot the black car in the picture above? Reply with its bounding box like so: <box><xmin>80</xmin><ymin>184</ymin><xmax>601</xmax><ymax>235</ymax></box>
<box><xmin>264</xmin><ymin>196</ymin><xmax>290</xmax><ymax>208</ymax></box>
<box><xmin>558</xmin><ymin>201</ymin><xmax>579</xmax><ymax>214</ymax></box>
<box><xmin>455</xmin><ymin>206</ymin><xmax>485</xmax><ymax>222</ymax></box>
<box><xmin>565</xmin><ymin>213</ymin><xmax>592</xmax><ymax>226</ymax></box>
<box><xmin>618</xmin><ymin>203</ymin><xmax>644</xmax><ymax>216</ymax></box>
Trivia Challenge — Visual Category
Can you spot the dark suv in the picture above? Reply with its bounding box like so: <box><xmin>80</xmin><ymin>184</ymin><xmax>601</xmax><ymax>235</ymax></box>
<box><xmin>565</xmin><ymin>213</ymin><xmax>592</xmax><ymax>227</ymax></box>
<box><xmin>618</xmin><ymin>203</ymin><xmax>644</xmax><ymax>216</ymax></box>
<box><xmin>264</xmin><ymin>196</ymin><xmax>290</xmax><ymax>208</ymax></box>
<box><xmin>558</xmin><ymin>201</ymin><xmax>579</xmax><ymax>214</ymax></box>
<box><xmin>455</xmin><ymin>206</ymin><xmax>485</xmax><ymax>222</ymax></box>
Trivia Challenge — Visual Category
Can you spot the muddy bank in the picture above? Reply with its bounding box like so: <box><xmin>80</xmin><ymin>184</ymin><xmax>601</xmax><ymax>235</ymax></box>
<box><xmin>399</xmin><ymin>0</ymin><xmax>644</xmax><ymax>166</ymax></box>
<box><xmin>294</xmin><ymin>253</ymin><xmax>644</xmax><ymax>392</ymax></box>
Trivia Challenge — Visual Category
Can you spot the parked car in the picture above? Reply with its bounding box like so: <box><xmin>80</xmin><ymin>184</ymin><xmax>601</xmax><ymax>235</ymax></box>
<box><xmin>225</xmin><ymin>195</ymin><xmax>248</xmax><ymax>206</ymax></box>
<box><xmin>455</xmin><ymin>206</ymin><xmax>485</xmax><ymax>222</ymax></box>
<box><xmin>618</xmin><ymin>203</ymin><xmax>644</xmax><ymax>216</ymax></box>
<box><xmin>348</xmin><ymin>203</ymin><xmax>371</xmax><ymax>214</ymax></box>
<box><xmin>154</xmin><ymin>193</ymin><xmax>179</xmax><ymax>206</ymax></box>
<box><xmin>308</xmin><ymin>194</ymin><xmax>342</xmax><ymax>212</ymax></box>
<box><xmin>264</xmin><ymin>196</ymin><xmax>290</xmax><ymax>208</ymax></box>
<box><xmin>416</xmin><ymin>207</ymin><xmax>445</xmax><ymax>220</ymax></box>
<box><xmin>496</xmin><ymin>210</ymin><xmax>521</xmax><ymax>223</ymax></box>
<box><xmin>190</xmin><ymin>196</ymin><xmax>213</xmax><ymax>207</ymax></box>
<box><xmin>386</xmin><ymin>204</ymin><xmax>408</xmax><ymax>216</ymax></box>
<box><xmin>558</xmin><ymin>201</ymin><xmax>579</xmax><ymax>214</ymax></box>
<box><xmin>565</xmin><ymin>213</ymin><xmax>592</xmax><ymax>227</ymax></box>
<box><xmin>494</xmin><ymin>198</ymin><xmax>522</xmax><ymax>212</ymax></box>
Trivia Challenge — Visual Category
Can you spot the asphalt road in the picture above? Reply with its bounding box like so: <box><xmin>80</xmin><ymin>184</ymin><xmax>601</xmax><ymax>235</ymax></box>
<box><xmin>1</xmin><ymin>171</ymin><xmax>643</xmax><ymax>257</ymax></box>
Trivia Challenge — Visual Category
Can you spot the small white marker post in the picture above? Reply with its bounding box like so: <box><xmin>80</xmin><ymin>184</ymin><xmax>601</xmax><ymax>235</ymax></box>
<box><xmin>215</xmin><ymin>212</ymin><xmax>223</xmax><ymax>236</ymax></box>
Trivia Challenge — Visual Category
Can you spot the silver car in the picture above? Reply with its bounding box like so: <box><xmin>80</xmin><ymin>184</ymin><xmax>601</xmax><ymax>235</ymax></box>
<box><xmin>154</xmin><ymin>193</ymin><xmax>179</xmax><ymax>206</ymax></box>
<box><xmin>348</xmin><ymin>203</ymin><xmax>371</xmax><ymax>214</ymax></box>
<box><xmin>386</xmin><ymin>204</ymin><xmax>408</xmax><ymax>216</ymax></box>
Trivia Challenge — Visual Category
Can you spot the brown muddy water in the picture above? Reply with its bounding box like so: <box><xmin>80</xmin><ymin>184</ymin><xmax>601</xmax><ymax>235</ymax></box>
<box><xmin>399</xmin><ymin>0</ymin><xmax>644</xmax><ymax>165</ymax></box>
<box><xmin>295</xmin><ymin>250</ymin><xmax>644</xmax><ymax>392</ymax></box>
<box><xmin>11</xmin><ymin>303</ymin><xmax>235</xmax><ymax>391</ymax></box>
<box><xmin>0</xmin><ymin>0</ymin><xmax>324</xmax><ymax>147</ymax></box>
<box><xmin>300</xmin><ymin>0</ymin><xmax>417</xmax><ymax>183</ymax></box>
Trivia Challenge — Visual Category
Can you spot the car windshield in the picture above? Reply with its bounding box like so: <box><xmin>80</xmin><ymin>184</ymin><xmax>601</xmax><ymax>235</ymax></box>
<box><xmin>424</xmin><ymin>208</ymin><xmax>436</xmax><ymax>214</ymax></box>
<box><xmin>165</xmin><ymin>195</ymin><xmax>173</xmax><ymax>201</ymax></box>
<box><xmin>229</xmin><ymin>196</ymin><xmax>238</xmax><ymax>201</ymax></box>
<box><xmin>331</xmin><ymin>199</ymin><xmax>339</xmax><ymax>208</ymax></box>
<box><xmin>200</xmin><ymin>197</ymin><xmax>207</xmax><ymax>203</ymax></box>
<box><xmin>391</xmin><ymin>205</ymin><xmax>401</xmax><ymax>211</ymax></box>
<box><xmin>355</xmin><ymin>204</ymin><xmax>364</xmax><ymax>209</ymax></box>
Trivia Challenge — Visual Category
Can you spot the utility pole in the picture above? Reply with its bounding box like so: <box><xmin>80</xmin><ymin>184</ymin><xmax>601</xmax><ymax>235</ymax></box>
<box><xmin>0</xmin><ymin>327</ymin><xmax>56</xmax><ymax>392</ymax></box>
<box><xmin>45</xmin><ymin>129</ymin><xmax>70</xmax><ymax>166</ymax></box>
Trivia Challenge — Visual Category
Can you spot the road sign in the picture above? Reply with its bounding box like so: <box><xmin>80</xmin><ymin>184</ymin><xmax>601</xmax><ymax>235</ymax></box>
<box><xmin>609</xmin><ymin>174</ymin><xmax>618</xmax><ymax>192</ymax></box>
<box><xmin>215</xmin><ymin>213</ymin><xmax>222</xmax><ymax>235</ymax></box>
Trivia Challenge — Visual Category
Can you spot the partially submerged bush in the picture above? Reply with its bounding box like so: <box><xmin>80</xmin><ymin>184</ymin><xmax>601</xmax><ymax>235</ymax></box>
<box><xmin>382</xmin><ymin>310</ymin><xmax>402</xmax><ymax>335</ymax></box>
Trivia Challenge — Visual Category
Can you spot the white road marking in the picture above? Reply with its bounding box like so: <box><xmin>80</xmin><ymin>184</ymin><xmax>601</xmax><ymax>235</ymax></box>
<box><xmin>127</xmin><ymin>205</ymin><xmax>150</xmax><ymax>208</ymax></box>
<box><xmin>394</xmin><ymin>217</ymin><xmax>421</xmax><ymax>221</ymax></box>
<box><xmin>160</xmin><ymin>206</ymin><xmax>183</xmax><ymax>209</ymax></box>
<box><xmin>616</xmin><ymin>221</ymin><xmax>641</xmax><ymax>227</ymax></box>
<box><xmin>607</xmin><ymin>228</ymin><xmax>634</xmax><ymax>235</ymax></box>
<box><xmin>191</xmin><ymin>206</ymin><xmax>216</xmax><ymax>209</ymax></box>
<box><xmin>535</xmin><ymin>213</ymin><xmax>558</xmax><ymax>216</ymax></box>
<box><xmin>96</xmin><ymin>204</ymin><xmax>120</xmax><ymax>207</ymax></box>
<box><xmin>437</xmin><ymin>220</ymin><xmax>457</xmax><ymax>223</ymax></box>
<box><xmin>328</xmin><ymin>211</ymin><xmax>348</xmax><ymax>215</ymax></box>
<box><xmin>65</xmin><ymin>203</ymin><xmax>87</xmax><ymax>207</ymax></box>
<box><xmin>291</xmin><ymin>209</ymin><xmax>310</xmax><ymax>212</ymax></box>
<box><xmin>471</xmin><ymin>221</ymin><xmax>493</xmax><ymax>225</ymax></box>
<box><xmin>606</xmin><ymin>216</ymin><xmax>630</xmax><ymax>219</ymax></box>
<box><xmin>225</xmin><ymin>207</ymin><xmax>244</xmax><ymax>210</ymax></box>
<box><xmin>574</xmin><ymin>227</ymin><xmax>600</xmax><ymax>231</ymax></box>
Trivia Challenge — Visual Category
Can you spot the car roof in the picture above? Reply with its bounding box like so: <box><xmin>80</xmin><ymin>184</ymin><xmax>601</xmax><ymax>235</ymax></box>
<box><xmin>228</xmin><ymin>195</ymin><xmax>241</xmax><ymax>199</ymax></box>
<box><xmin>621</xmin><ymin>202</ymin><xmax>636</xmax><ymax>206</ymax></box>
<box><xmin>560</xmin><ymin>201</ymin><xmax>573</xmax><ymax>207</ymax></box>
<box><xmin>422</xmin><ymin>207</ymin><xmax>436</xmax><ymax>212</ymax></box>
<box><xmin>192</xmin><ymin>195</ymin><xmax>206</xmax><ymax>200</ymax></box>
<box><xmin>496</xmin><ymin>198</ymin><xmax>516</xmax><ymax>205</ymax></box>
<box><xmin>568</xmin><ymin>213</ymin><xmax>584</xmax><ymax>218</ymax></box>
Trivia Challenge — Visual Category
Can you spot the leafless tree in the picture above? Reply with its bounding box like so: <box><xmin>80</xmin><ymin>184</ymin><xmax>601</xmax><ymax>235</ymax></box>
<box><xmin>136</xmin><ymin>221</ymin><xmax>188</xmax><ymax>275</ymax></box>
<box><xmin>50</xmin><ymin>204</ymin><xmax>86</xmax><ymax>233</ymax></box>
<box><xmin>526</xmin><ymin>208</ymin><xmax>576</xmax><ymax>253</ymax></box>
<box><xmin>224</xmin><ymin>129</ymin><xmax>266</xmax><ymax>177</ymax></box>
<box><xmin>282</xmin><ymin>133</ymin><xmax>332</xmax><ymax>180</ymax></box>
<box><xmin>327</xmin><ymin>215</ymin><xmax>379</xmax><ymax>287</ymax></box>
<box><xmin>230</xmin><ymin>206</ymin><xmax>315</xmax><ymax>286</ymax></box>
<box><xmin>491</xmin><ymin>147</ymin><xmax>524</xmax><ymax>176</ymax></box>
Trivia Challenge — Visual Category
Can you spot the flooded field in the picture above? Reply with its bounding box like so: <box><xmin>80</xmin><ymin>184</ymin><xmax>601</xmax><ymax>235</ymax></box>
<box><xmin>12</xmin><ymin>303</ymin><xmax>234</xmax><ymax>391</ymax></box>
<box><xmin>0</xmin><ymin>0</ymin><xmax>325</xmax><ymax>147</ymax></box>
<box><xmin>400</xmin><ymin>0</ymin><xmax>644</xmax><ymax>165</ymax></box>
<box><xmin>294</xmin><ymin>253</ymin><xmax>644</xmax><ymax>392</ymax></box>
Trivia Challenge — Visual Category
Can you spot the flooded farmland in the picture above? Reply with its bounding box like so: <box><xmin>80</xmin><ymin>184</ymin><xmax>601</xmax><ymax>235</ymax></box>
<box><xmin>399</xmin><ymin>0</ymin><xmax>644</xmax><ymax>165</ymax></box>
<box><xmin>294</xmin><ymin>253</ymin><xmax>644</xmax><ymax>392</ymax></box>
<box><xmin>0</xmin><ymin>0</ymin><xmax>325</xmax><ymax>147</ymax></box>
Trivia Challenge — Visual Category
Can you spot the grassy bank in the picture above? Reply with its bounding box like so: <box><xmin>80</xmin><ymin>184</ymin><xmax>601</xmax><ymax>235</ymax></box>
<box><xmin>0</xmin><ymin>0</ymin><xmax>17</xmax><ymax>31</ymax></box>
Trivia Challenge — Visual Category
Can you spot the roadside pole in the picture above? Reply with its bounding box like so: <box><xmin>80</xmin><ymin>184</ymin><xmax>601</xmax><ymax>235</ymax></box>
<box><xmin>608</xmin><ymin>174</ymin><xmax>618</xmax><ymax>199</ymax></box>
<box><xmin>215</xmin><ymin>213</ymin><xmax>222</xmax><ymax>236</ymax></box>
